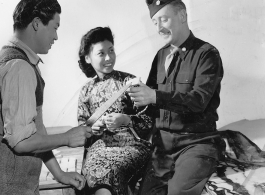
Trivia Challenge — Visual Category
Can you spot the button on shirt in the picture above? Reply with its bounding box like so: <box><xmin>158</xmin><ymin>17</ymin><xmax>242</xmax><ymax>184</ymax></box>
<box><xmin>0</xmin><ymin>37</ymin><xmax>44</xmax><ymax>148</ymax></box>
<box><xmin>146</xmin><ymin>31</ymin><xmax>224</xmax><ymax>133</ymax></box>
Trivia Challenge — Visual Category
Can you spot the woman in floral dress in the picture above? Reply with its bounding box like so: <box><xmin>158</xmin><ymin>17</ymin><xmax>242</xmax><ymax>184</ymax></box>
<box><xmin>77</xmin><ymin>27</ymin><xmax>153</xmax><ymax>195</ymax></box>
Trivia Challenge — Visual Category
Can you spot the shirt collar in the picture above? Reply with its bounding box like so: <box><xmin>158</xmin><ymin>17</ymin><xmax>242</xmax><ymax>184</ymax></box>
<box><xmin>8</xmin><ymin>36</ymin><xmax>43</xmax><ymax>66</ymax></box>
<box><xmin>161</xmin><ymin>30</ymin><xmax>195</xmax><ymax>60</ymax></box>
<box><xmin>94</xmin><ymin>70</ymin><xmax>118</xmax><ymax>83</ymax></box>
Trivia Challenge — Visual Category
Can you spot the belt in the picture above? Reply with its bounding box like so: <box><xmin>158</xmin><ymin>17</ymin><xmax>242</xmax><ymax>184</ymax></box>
<box><xmin>160</xmin><ymin>129</ymin><xmax>218</xmax><ymax>135</ymax></box>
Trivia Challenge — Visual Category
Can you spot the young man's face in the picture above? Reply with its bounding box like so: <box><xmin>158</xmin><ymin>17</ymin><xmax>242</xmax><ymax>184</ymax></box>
<box><xmin>152</xmin><ymin>4</ymin><xmax>184</xmax><ymax>46</ymax></box>
<box><xmin>36</xmin><ymin>13</ymin><xmax>60</xmax><ymax>54</ymax></box>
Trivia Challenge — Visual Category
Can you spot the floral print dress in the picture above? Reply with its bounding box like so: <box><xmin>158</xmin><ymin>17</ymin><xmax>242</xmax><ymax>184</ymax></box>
<box><xmin>77</xmin><ymin>70</ymin><xmax>153</xmax><ymax>195</ymax></box>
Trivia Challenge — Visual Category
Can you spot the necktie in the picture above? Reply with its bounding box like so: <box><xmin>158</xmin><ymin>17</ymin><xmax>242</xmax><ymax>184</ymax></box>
<box><xmin>164</xmin><ymin>46</ymin><xmax>178</xmax><ymax>75</ymax></box>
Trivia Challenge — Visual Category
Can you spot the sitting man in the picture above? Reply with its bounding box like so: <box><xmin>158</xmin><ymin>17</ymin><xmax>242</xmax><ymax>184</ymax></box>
<box><xmin>128</xmin><ymin>0</ymin><xmax>225</xmax><ymax>194</ymax></box>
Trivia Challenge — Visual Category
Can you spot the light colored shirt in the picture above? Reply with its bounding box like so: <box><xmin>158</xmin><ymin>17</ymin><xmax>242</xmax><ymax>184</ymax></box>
<box><xmin>0</xmin><ymin>37</ymin><xmax>44</xmax><ymax>148</ymax></box>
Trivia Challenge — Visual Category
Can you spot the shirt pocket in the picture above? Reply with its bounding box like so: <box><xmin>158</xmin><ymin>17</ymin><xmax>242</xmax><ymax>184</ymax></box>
<box><xmin>175</xmin><ymin>73</ymin><xmax>194</xmax><ymax>93</ymax></box>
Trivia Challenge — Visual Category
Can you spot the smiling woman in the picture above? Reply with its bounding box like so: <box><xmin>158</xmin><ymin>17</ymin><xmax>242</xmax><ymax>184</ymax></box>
<box><xmin>82</xmin><ymin>28</ymin><xmax>116</xmax><ymax>79</ymax></box>
<box><xmin>77</xmin><ymin>26</ymin><xmax>154</xmax><ymax>195</ymax></box>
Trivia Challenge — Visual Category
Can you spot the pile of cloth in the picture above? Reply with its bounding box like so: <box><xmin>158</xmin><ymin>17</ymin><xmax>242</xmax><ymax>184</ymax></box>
<box><xmin>203</xmin><ymin>130</ymin><xmax>265</xmax><ymax>195</ymax></box>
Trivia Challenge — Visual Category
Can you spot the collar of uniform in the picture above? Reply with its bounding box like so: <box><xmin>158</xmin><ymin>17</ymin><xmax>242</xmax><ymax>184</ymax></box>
<box><xmin>94</xmin><ymin>70</ymin><xmax>117</xmax><ymax>83</ymax></box>
<box><xmin>178</xmin><ymin>31</ymin><xmax>195</xmax><ymax>60</ymax></box>
<box><xmin>8</xmin><ymin>36</ymin><xmax>43</xmax><ymax>66</ymax></box>
<box><xmin>160</xmin><ymin>31</ymin><xmax>195</xmax><ymax>60</ymax></box>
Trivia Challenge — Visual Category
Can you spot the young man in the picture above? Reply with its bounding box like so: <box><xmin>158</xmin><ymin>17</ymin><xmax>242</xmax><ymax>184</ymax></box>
<box><xmin>0</xmin><ymin>0</ymin><xmax>92</xmax><ymax>194</ymax></box>
<box><xmin>128</xmin><ymin>0</ymin><xmax>225</xmax><ymax>194</ymax></box>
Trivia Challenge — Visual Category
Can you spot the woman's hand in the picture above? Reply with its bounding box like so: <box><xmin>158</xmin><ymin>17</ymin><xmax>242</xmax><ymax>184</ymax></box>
<box><xmin>91</xmin><ymin>119</ymin><xmax>106</xmax><ymax>135</ymax></box>
<box><xmin>103</xmin><ymin>113</ymin><xmax>131</xmax><ymax>131</ymax></box>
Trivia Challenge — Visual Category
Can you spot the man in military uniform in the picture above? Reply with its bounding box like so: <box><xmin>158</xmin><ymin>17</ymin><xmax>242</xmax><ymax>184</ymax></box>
<box><xmin>128</xmin><ymin>0</ymin><xmax>225</xmax><ymax>194</ymax></box>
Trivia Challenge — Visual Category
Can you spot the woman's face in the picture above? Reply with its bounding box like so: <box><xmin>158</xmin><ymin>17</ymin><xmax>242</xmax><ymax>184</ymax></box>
<box><xmin>85</xmin><ymin>40</ymin><xmax>116</xmax><ymax>79</ymax></box>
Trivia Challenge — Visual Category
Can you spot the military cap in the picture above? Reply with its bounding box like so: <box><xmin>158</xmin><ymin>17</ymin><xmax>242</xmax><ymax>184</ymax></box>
<box><xmin>146</xmin><ymin>0</ymin><xmax>182</xmax><ymax>18</ymax></box>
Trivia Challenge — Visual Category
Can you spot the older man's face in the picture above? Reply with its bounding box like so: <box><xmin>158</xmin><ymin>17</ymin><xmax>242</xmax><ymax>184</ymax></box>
<box><xmin>152</xmin><ymin>4</ymin><xmax>184</xmax><ymax>46</ymax></box>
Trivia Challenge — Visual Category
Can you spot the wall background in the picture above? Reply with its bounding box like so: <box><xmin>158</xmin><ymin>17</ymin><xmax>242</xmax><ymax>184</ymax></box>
<box><xmin>0</xmin><ymin>0</ymin><xmax>264</xmax><ymax>129</ymax></box>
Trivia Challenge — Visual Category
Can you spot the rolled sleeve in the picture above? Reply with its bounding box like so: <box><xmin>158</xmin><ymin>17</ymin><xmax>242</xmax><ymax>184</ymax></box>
<box><xmin>2</xmin><ymin>59</ymin><xmax>38</xmax><ymax>148</ymax></box>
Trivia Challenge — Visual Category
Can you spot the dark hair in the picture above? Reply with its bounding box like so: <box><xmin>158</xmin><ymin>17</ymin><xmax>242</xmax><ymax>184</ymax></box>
<box><xmin>78</xmin><ymin>27</ymin><xmax>114</xmax><ymax>78</ymax></box>
<box><xmin>13</xmin><ymin>0</ymin><xmax>61</xmax><ymax>31</ymax></box>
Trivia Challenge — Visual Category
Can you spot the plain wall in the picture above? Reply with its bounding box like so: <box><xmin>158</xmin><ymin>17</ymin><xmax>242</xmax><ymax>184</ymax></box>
<box><xmin>0</xmin><ymin>0</ymin><xmax>264</xmax><ymax>128</ymax></box>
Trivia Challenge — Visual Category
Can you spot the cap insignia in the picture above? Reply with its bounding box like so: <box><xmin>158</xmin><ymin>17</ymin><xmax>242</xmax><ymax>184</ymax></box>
<box><xmin>156</xmin><ymin>0</ymin><xmax>161</xmax><ymax>5</ymax></box>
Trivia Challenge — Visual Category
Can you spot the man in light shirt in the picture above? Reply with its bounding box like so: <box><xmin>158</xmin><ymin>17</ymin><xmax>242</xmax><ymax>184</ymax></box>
<box><xmin>0</xmin><ymin>0</ymin><xmax>92</xmax><ymax>194</ymax></box>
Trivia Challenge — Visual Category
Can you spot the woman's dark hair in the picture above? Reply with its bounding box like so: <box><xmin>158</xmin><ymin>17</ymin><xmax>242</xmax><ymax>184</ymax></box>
<box><xmin>13</xmin><ymin>0</ymin><xmax>61</xmax><ymax>31</ymax></box>
<box><xmin>78</xmin><ymin>27</ymin><xmax>114</xmax><ymax>78</ymax></box>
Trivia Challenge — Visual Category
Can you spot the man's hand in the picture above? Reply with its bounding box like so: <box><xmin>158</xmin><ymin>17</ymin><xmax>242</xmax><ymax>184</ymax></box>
<box><xmin>56</xmin><ymin>171</ymin><xmax>86</xmax><ymax>190</ymax></box>
<box><xmin>128</xmin><ymin>82</ymin><xmax>156</xmax><ymax>107</ymax></box>
<box><xmin>64</xmin><ymin>126</ymin><xmax>92</xmax><ymax>148</ymax></box>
